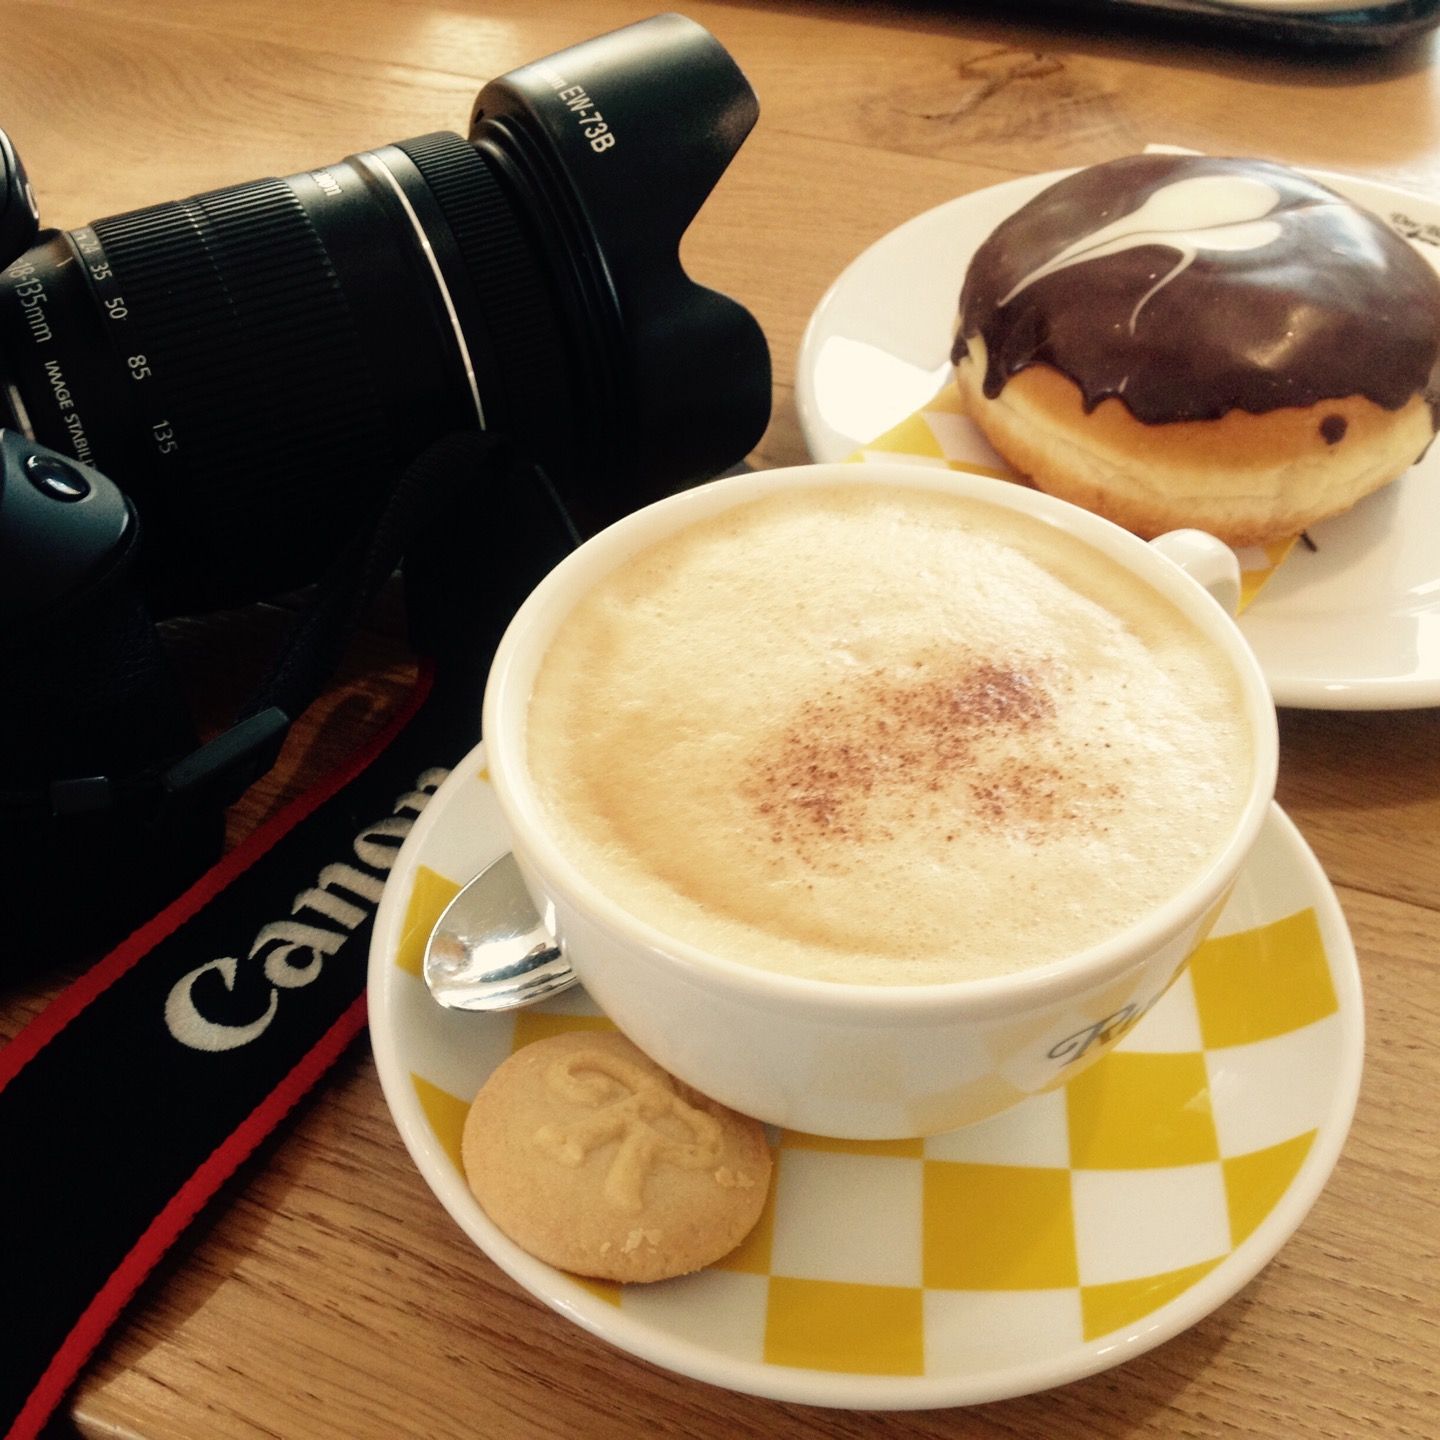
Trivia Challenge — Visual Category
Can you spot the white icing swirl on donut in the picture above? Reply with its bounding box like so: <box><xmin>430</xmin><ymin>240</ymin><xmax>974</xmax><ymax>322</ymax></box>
<box><xmin>998</xmin><ymin>174</ymin><xmax>1285</xmax><ymax>333</ymax></box>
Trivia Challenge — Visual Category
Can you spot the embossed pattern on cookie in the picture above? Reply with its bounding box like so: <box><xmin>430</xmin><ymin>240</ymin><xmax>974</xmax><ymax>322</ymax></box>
<box><xmin>462</xmin><ymin>1031</ymin><xmax>772</xmax><ymax>1283</ymax></box>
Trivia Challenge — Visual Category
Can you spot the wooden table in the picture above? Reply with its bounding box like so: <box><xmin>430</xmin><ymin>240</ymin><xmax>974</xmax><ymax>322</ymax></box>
<box><xmin>3</xmin><ymin>2</ymin><xmax>1438</xmax><ymax>1435</ymax></box>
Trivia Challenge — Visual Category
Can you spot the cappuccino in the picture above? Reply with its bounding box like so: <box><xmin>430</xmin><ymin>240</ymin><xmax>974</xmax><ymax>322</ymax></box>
<box><xmin>526</xmin><ymin>483</ymin><xmax>1251</xmax><ymax>986</ymax></box>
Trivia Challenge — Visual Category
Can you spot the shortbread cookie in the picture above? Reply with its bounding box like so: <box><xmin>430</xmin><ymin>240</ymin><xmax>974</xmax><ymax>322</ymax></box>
<box><xmin>461</xmin><ymin>1030</ymin><xmax>772</xmax><ymax>1283</ymax></box>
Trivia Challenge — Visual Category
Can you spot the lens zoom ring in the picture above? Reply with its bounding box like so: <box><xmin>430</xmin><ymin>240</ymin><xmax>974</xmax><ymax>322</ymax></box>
<box><xmin>92</xmin><ymin>181</ymin><xmax>380</xmax><ymax>518</ymax></box>
<box><xmin>396</xmin><ymin>133</ymin><xmax>570</xmax><ymax>440</ymax></box>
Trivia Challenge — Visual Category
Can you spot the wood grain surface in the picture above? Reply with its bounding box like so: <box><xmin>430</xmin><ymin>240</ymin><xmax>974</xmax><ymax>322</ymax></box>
<box><xmin>2</xmin><ymin>1</ymin><xmax>1437</xmax><ymax>1436</ymax></box>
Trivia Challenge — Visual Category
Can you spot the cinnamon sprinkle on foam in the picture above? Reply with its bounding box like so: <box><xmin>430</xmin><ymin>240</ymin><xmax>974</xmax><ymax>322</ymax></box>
<box><xmin>744</xmin><ymin>660</ymin><xmax>1082</xmax><ymax>856</ymax></box>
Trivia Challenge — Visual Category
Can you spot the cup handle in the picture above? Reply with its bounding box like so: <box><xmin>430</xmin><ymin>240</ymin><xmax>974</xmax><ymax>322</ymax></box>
<box><xmin>1148</xmin><ymin>529</ymin><xmax>1242</xmax><ymax>617</ymax></box>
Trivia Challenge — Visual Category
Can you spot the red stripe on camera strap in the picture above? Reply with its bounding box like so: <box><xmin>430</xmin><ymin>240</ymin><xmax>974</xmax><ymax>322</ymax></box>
<box><xmin>14</xmin><ymin>998</ymin><xmax>372</xmax><ymax>1440</ymax></box>
<box><xmin>0</xmin><ymin>662</ymin><xmax>438</xmax><ymax>1440</ymax></box>
<box><xmin>0</xmin><ymin>661</ymin><xmax>432</xmax><ymax>1093</ymax></box>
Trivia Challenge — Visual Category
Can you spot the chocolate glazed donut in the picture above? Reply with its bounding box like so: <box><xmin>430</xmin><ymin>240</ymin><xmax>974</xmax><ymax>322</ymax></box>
<box><xmin>951</xmin><ymin>153</ymin><xmax>1440</xmax><ymax>546</ymax></box>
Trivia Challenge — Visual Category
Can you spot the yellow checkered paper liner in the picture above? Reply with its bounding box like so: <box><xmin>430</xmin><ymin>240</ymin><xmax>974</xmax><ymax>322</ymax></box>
<box><xmin>380</xmin><ymin>763</ymin><xmax>1356</xmax><ymax>1388</ymax></box>
<box><xmin>849</xmin><ymin>384</ymin><xmax>1297</xmax><ymax>613</ymax></box>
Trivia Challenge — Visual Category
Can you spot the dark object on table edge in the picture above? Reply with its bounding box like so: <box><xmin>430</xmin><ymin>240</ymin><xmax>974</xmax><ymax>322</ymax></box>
<box><xmin>1054</xmin><ymin>0</ymin><xmax>1440</xmax><ymax>47</ymax></box>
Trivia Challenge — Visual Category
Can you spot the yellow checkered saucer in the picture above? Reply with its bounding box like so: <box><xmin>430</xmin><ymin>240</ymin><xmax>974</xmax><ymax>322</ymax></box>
<box><xmin>368</xmin><ymin>746</ymin><xmax>1362</xmax><ymax>1410</ymax></box>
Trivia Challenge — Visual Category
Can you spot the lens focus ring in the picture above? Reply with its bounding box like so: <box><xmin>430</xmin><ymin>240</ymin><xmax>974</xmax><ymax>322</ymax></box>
<box><xmin>394</xmin><ymin>133</ymin><xmax>573</xmax><ymax>466</ymax></box>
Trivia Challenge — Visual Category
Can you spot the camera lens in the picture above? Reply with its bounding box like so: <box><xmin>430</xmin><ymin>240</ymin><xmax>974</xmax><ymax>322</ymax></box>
<box><xmin>0</xmin><ymin>15</ymin><xmax>770</xmax><ymax>616</ymax></box>
<box><xmin>1</xmin><ymin>139</ymin><xmax>501</xmax><ymax>612</ymax></box>
<box><xmin>0</xmin><ymin>131</ymin><xmax>585</xmax><ymax>613</ymax></box>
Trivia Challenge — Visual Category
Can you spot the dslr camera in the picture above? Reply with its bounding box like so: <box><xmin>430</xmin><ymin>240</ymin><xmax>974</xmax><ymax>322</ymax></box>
<box><xmin>0</xmin><ymin>14</ymin><xmax>771</xmax><ymax>959</ymax></box>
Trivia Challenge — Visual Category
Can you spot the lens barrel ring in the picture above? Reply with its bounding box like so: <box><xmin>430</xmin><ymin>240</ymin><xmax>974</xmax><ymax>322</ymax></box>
<box><xmin>394</xmin><ymin>133</ymin><xmax>576</xmax><ymax>462</ymax></box>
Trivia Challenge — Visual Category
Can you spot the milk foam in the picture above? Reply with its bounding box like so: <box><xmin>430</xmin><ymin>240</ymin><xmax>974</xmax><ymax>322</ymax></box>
<box><xmin>526</xmin><ymin>485</ymin><xmax>1252</xmax><ymax>986</ymax></box>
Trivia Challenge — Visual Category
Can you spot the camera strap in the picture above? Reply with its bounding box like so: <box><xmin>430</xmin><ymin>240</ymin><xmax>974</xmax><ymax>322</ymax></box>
<box><xmin>0</xmin><ymin>431</ymin><xmax>579</xmax><ymax>1440</ymax></box>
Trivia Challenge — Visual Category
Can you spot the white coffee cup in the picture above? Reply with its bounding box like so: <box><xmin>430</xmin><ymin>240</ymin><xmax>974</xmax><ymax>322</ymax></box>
<box><xmin>482</xmin><ymin>463</ymin><xmax>1277</xmax><ymax>1139</ymax></box>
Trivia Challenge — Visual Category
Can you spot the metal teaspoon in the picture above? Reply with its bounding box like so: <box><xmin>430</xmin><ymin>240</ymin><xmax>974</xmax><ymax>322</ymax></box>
<box><xmin>422</xmin><ymin>852</ymin><xmax>578</xmax><ymax>1010</ymax></box>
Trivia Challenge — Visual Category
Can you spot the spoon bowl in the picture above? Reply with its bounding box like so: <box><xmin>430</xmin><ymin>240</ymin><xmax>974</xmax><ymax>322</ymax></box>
<box><xmin>423</xmin><ymin>852</ymin><xmax>578</xmax><ymax>1010</ymax></box>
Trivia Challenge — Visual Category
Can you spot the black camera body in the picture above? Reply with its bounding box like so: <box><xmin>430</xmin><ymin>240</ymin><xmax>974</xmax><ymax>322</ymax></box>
<box><xmin>0</xmin><ymin>14</ymin><xmax>771</xmax><ymax>961</ymax></box>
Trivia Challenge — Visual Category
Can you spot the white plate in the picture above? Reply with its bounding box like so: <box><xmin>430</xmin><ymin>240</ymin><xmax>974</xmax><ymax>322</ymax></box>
<box><xmin>368</xmin><ymin>746</ymin><xmax>1363</xmax><ymax>1411</ymax></box>
<box><xmin>796</xmin><ymin>167</ymin><xmax>1440</xmax><ymax>710</ymax></box>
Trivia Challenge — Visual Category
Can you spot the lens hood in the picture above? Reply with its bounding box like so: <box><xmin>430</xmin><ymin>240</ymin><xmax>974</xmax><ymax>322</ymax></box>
<box><xmin>470</xmin><ymin>13</ymin><xmax>771</xmax><ymax>530</ymax></box>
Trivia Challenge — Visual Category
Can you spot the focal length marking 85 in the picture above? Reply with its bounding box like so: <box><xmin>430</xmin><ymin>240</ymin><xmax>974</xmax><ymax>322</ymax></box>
<box><xmin>70</xmin><ymin>225</ymin><xmax>183</xmax><ymax>464</ymax></box>
<box><xmin>532</xmin><ymin>63</ymin><xmax>617</xmax><ymax>153</ymax></box>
